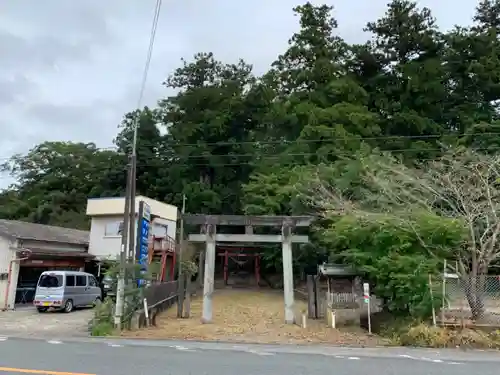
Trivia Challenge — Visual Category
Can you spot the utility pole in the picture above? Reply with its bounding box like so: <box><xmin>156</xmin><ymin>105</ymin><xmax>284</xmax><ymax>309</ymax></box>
<box><xmin>176</xmin><ymin>194</ymin><xmax>186</xmax><ymax>318</ymax></box>
<box><xmin>113</xmin><ymin>0</ymin><xmax>162</xmax><ymax>330</ymax></box>
<box><xmin>114</xmin><ymin>157</ymin><xmax>132</xmax><ymax>329</ymax></box>
<box><xmin>114</xmin><ymin>117</ymin><xmax>139</xmax><ymax>329</ymax></box>
<box><xmin>128</xmin><ymin>153</ymin><xmax>137</xmax><ymax>263</ymax></box>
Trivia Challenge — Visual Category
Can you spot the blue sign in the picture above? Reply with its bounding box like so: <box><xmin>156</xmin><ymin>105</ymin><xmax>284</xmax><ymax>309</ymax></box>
<box><xmin>137</xmin><ymin>217</ymin><xmax>150</xmax><ymax>286</ymax></box>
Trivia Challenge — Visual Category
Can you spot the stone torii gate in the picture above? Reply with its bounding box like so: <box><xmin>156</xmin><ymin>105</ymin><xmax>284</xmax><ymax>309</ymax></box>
<box><xmin>184</xmin><ymin>214</ymin><xmax>314</xmax><ymax>324</ymax></box>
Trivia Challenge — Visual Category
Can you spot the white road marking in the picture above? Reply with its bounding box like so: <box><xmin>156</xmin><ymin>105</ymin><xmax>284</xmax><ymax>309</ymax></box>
<box><xmin>108</xmin><ymin>343</ymin><xmax>123</xmax><ymax>347</ymax></box>
<box><xmin>0</xmin><ymin>337</ymin><xmax>7</xmax><ymax>341</ymax></box>
<box><xmin>399</xmin><ymin>354</ymin><xmax>462</xmax><ymax>365</ymax></box>
<box><xmin>47</xmin><ymin>340</ymin><xmax>62</xmax><ymax>344</ymax></box>
<box><xmin>246</xmin><ymin>350</ymin><xmax>275</xmax><ymax>356</ymax></box>
<box><xmin>348</xmin><ymin>356</ymin><xmax>360</xmax><ymax>360</ymax></box>
<box><xmin>399</xmin><ymin>354</ymin><xmax>418</xmax><ymax>360</ymax></box>
<box><xmin>173</xmin><ymin>345</ymin><xmax>196</xmax><ymax>352</ymax></box>
<box><xmin>334</xmin><ymin>356</ymin><xmax>345</xmax><ymax>359</ymax></box>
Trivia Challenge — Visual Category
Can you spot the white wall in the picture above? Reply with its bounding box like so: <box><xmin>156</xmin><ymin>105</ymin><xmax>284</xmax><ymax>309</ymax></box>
<box><xmin>86</xmin><ymin>196</ymin><xmax>178</xmax><ymax>221</ymax></box>
<box><xmin>88</xmin><ymin>215</ymin><xmax>177</xmax><ymax>260</ymax></box>
<box><xmin>88</xmin><ymin>215</ymin><xmax>127</xmax><ymax>260</ymax></box>
<box><xmin>0</xmin><ymin>236</ymin><xmax>19</xmax><ymax>310</ymax></box>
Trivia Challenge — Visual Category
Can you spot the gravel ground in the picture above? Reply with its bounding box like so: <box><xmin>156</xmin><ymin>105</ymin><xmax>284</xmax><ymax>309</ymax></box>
<box><xmin>121</xmin><ymin>289</ymin><xmax>386</xmax><ymax>346</ymax></box>
<box><xmin>0</xmin><ymin>305</ymin><xmax>93</xmax><ymax>337</ymax></box>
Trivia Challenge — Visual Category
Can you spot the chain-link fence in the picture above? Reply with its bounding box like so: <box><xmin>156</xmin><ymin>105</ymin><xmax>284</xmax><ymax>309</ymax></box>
<box><xmin>438</xmin><ymin>274</ymin><xmax>500</xmax><ymax>326</ymax></box>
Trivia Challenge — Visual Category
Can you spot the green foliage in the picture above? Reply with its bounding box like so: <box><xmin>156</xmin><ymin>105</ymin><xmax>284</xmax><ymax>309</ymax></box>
<box><xmin>89</xmin><ymin>298</ymin><xmax>115</xmax><ymax>336</ymax></box>
<box><xmin>323</xmin><ymin>213</ymin><xmax>465</xmax><ymax>318</ymax></box>
<box><xmin>387</xmin><ymin>322</ymin><xmax>500</xmax><ymax>349</ymax></box>
<box><xmin>0</xmin><ymin>141</ymin><xmax>124</xmax><ymax>228</ymax></box>
<box><xmin>88</xmin><ymin>259</ymin><xmax>159</xmax><ymax>334</ymax></box>
<box><xmin>181</xmin><ymin>260</ymin><xmax>198</xmax><ymax>277</ymax></box>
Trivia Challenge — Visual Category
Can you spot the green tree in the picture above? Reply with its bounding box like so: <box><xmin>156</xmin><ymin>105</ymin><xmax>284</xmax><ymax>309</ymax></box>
<box><xmin>326</xmin><ymin>213</ymin><xmax>462</xmax><ymax>317</ymax></box>
<box><xmin>114</xmin><ymin>107</ymin><xmax>166</xmax><ymax>200</ymax></box>
<box><xmin>305</xmin><ymin>148</ymin><xmax>500</xmax><ymax>320</ymax></box>
<box><xmin>361</xmin><ymin>0</ymin><xmax>448</xmax><ymax>159</ymax></box>
<box><xmin>159</xmin><ymin>52</ymin><xmax>260</xmax><ymax>213</ymax></box>
<box><xmin>0</xmin><ymin>141</ymin><xmax>123</xmax><ymax>228</ymax></box>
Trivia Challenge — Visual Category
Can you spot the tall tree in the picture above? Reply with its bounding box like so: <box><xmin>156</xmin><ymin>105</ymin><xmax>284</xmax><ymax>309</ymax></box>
<box><xmin>159</xmin><ymin>52</ymin><xmax>259</xmax><ymax>214</ymax></box>
<box><xmin>114</xmin><ymin>107</ymin><xmax>166</xmax><ymax>200</ymax></box>
<box><xmin>305</xmin><ymin>149</ymin><xmax>500</xmax><ymax>320</ymax></box>
<box><xmin>243</xmin><ymin>3</ymin><xmax>379</xmax><ymax>216</ymax></box>
<box><xmin>0</xmin><ymin>141</ymin><xmax>123</xmax><ymax>228</ymax></box>
<box><xmin>362</xmin><ymin>0</ymin><xmax>448</xmax><ymax>159</ymax></box>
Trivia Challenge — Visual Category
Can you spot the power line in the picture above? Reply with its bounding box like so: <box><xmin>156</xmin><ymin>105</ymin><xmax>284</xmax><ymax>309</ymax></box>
<box><xmin>2</xmin><ymin>146</ymin><xmax>500</xmax><ymax>181</ymax></box>
<box><xmin>146</xmin><ymin>131</ymin><xmax>500</xmax><ymax>148</ymax></box>
<box><xmin>1</xmin><ymin>130</ymin><xmax>500</xmax><ymax>164</ymax></box>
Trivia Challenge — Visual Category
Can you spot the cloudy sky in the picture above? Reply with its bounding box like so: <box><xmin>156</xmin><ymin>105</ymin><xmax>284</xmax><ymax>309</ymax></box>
<box><xmin>0</xmin><ymin>0</ymin><xmax>478</xmax><ymax>186</ymax></box>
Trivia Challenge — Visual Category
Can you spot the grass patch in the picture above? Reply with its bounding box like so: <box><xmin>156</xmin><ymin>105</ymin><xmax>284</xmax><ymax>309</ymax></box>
<box><xmin>384</xmin><ymin>321</ymin><xmax>500</xmax><ymax>349</ymax></box>
<box><xmin>89</xmin><ymin>298</ymin><xmax>115</xmax><ymax>336</ymax></box>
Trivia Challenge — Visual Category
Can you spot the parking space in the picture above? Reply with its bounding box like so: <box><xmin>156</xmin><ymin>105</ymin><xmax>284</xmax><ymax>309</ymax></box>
<box><xmin>0</xmin><ymin>306</ymin><xmax>94</xmax><ymax>337</ymax></box>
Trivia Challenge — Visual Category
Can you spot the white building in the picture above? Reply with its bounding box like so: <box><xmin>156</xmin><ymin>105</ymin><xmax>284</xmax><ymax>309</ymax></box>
<box><xmin>86</xmin><ymin>196</ymin><xmax>178</xmax><ymax>261</ymax></box>
<box><xmin>0</xmin><ymin>219</ymin><xmax>91</xmax><ymax>310</ymax></box>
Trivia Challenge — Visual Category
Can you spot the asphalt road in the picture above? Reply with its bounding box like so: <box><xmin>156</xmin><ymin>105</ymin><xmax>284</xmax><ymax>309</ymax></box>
<box><xmin>0</xmin><ymin>336</ymin><xmax>499</xmax><ymax>375</ymax></box>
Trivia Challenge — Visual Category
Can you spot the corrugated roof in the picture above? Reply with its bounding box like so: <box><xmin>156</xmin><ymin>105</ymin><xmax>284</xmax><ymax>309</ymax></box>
<box><xmin>0</xmin><ymin>219</ymin><xmax>89</xmax><ymax>245</ymax></box>
<box><xmin>27</xmin><ymin>248</ymin><xmax>94</xmax><ymax>258</ymax></box>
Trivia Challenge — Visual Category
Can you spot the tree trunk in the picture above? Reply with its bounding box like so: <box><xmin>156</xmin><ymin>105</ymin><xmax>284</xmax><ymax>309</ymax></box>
<box><xmin>463</xmin><ymin>274</ymin><xmax>486</xmax><ymax>321</ymax></box>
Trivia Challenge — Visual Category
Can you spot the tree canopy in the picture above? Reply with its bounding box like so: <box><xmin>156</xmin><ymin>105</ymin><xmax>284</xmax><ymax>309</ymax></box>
<box><xmin>3</xmin><ymin>1</ymin><xmax>500</xmax><ymax>314</ymax></box>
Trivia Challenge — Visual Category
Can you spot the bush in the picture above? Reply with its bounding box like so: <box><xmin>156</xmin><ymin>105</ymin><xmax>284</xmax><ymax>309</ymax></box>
<box><xmin>399</xmin><ymin>323</ymin><xmax>450</xmax><ymax>347</ymax></box>
<box><xmin>392</xmin><ymin>322</ymin><xmax>500</xmax><ymax>349</ymax></box>
<box><xmin>89</xmin><ymin>298</ymin><xmax>115</xmax><ymax>336</ymax></box>
<box><xmin>322</xmin><ymin>213</ymin><xmax>463</xmax><ymax>319</ymax></box>
<box><xmin>88</xmin><ymin>260</ymin><xmax>158</xmax><ymax>334</ymax></box>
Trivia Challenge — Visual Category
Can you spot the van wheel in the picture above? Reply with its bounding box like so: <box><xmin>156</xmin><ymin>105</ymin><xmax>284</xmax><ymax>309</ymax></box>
<box><xmin>37</xmin><ymin>307</ymin><xmax>48</xmax><ymax>313</ymax></box>
<box><xmin>63</xmin><ymin>299</ymin><xmax>73</xmax><ymax>313</ymax></box>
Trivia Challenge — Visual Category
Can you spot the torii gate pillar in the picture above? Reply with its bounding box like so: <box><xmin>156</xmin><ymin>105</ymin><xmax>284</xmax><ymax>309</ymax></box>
<box><xmin>201</xmin><ymin>223</ymin><xmax>216</xmax><ymax>323</ymax></box>
<box><xmin>282</xmin><ymin>222</ymin><xmax>295</xmax><ymax>324</ymax></box>
<box><xmin>185</xmin><ymin>215</ymin><xmax>313</xmax><ymax>325</ymax></box>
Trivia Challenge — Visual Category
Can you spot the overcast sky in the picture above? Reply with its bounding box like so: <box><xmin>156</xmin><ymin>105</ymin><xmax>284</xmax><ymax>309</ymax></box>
<box><xmin>0</xmin><ymin>0</ymin><xmax>478</xmax><ymax>187</ymax></box>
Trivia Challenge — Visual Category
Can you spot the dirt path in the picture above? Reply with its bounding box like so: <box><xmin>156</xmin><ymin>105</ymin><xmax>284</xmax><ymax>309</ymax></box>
<box><xmin>122</xmin><ymin>289</ymin><xmax>385</xmax><ymax>346</ymax></box>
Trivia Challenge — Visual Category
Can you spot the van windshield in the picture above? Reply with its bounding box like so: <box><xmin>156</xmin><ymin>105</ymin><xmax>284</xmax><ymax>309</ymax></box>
<box><xmin>38</xmin><ymin>274</ymin><xmax>63</xmax><ymax>288</ymax></box>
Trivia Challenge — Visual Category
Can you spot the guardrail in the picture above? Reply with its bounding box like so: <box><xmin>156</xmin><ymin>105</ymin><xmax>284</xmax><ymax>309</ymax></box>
<box><xmin>131</xmin><ymin>279</ymin><xmax>197</xmax><ymax>329</ymax></box>
<box><xmin>144</xmin><ymin>280</ymin><xmax>179</xmax><ymax>307</ymax></box>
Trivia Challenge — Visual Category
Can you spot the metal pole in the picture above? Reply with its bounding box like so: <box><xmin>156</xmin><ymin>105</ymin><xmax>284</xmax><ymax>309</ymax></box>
<box><xmin>176</xmin><ymin>194</ymin><xmax>186</xmax><ymax>318</ymax></box>
<box><xmin>114</xmin><ymin>158</ymin><xmax>132</xmax><ymax>329</ymax></box>
<box><xmin>128</xmin><ymin>153</ymin><xmax>137</xmax><ymax>263</ymax></box>
<box><xmin>441</xmin><ymin>259</ymin><xmax>447</xmax><ymax>326</ymax></box>
<box><xmin>128</xmin><ymin>109</ymin><xmax>139</xmax><ymax>260</ymax></box>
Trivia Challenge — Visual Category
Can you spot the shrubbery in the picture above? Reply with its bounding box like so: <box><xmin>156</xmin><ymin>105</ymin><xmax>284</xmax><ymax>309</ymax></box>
<box><xmin>321</xmin><ymin>212</ymin><xmax>465</xmax><ymax>319</ymax></box>
<box><xmin>89</xmin><ymin>298</ymin><xmax>115</xmax><ymax>336</ymax></box>
<box><xmin>389</xmin><ymin>322</ymin><xmax>500</xmax><ymax>349</ymax></box>
<box><xmin>88</xmin><ymin>261</ymin><xmax>154</xmax><ymax>336</ymax></box>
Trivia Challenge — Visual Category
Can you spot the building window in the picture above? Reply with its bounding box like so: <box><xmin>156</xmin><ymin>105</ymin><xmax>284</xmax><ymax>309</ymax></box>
<box><xmin>152</xmin><ymin>223</ymin><xmax>168</xmax><ymax>238</ymax></box>
<box><xmin>104</xmin><ymin>221</ymin><xmax>123</xmax><ymax>237</ymax></box>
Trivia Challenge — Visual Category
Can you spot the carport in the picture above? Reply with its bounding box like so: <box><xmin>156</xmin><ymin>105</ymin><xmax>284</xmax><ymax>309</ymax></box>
<box><xmin>0</xmin><ymin>219</ymin><xmax>90</xmax><ymax>310</ymax></box>
<box><xmin>17</xmin><ymin>249</ymin><xmax>94</xmax><ymax>304</ymax></box>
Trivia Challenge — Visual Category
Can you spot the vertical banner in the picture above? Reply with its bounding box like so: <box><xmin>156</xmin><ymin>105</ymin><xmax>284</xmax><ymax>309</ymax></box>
<box><xmin>136</xmin><ymin>201</ymin><xmax>151</xmax><ymax>286</ymax></box>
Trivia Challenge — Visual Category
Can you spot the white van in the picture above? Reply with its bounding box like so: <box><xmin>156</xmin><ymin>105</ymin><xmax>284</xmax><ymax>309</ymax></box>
<box><xmin>33</xmin><ymin>271</ymin><xmax>102</xmax><ymax>313</ymax></box>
